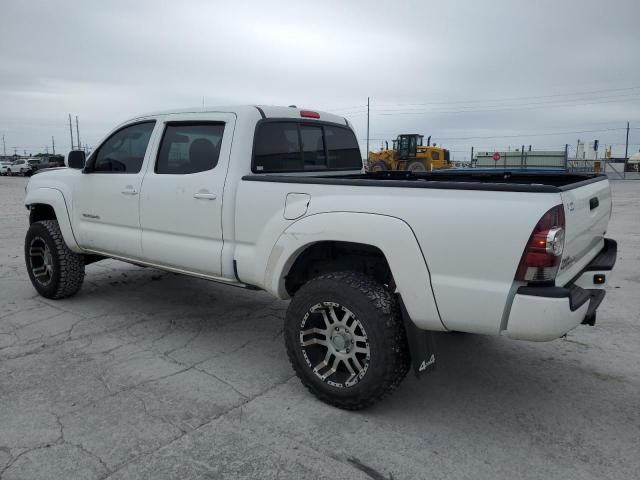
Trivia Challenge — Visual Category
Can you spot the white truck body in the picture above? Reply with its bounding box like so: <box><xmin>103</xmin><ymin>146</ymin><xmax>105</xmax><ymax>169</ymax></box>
<box><xmin>23</xmin><ymin>105</ymin><xmax>616</xmax><ymax>407</ymax></box>
<box><xmin>25</xmin><ymin>105</ymin><xmax>615</xmax><ymax>341</ymax></box>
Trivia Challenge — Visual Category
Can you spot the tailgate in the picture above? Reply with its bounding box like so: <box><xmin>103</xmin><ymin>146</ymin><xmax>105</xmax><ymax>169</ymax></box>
<box><xmin>556</xmin><ymin>178</ymin><xmax>612</xmax><ymax>286</ymax></box>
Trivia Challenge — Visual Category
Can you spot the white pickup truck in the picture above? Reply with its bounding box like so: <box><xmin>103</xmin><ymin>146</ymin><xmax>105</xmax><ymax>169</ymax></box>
<box><xmin>24</xmin><ymin>105</ymin><xmax>617</xmax><ymax>409</ymax></box>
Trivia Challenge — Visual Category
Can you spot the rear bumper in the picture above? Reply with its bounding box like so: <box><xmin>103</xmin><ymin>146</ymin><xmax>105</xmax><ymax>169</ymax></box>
<box><xmin>506</xmin><ymin>239</ymin><xmax>616</xmax><ymax>341</ymax></box>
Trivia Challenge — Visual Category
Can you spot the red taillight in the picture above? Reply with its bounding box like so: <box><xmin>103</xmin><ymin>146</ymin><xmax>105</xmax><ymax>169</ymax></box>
<box><xmin>300</xmin><ymin>110</ymin><xmax>320</xmax><ymax>119</ymax></box>
<box><xmin>515</xmin><ymin>205</ymin><xmax>566</xmax><ymax>283</ymax></box>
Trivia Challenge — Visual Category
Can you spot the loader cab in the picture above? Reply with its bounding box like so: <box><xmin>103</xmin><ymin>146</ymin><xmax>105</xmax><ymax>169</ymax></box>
<box><xmin>396</xmin><ymin>134</ymin><xmax>424</xmax><ymax>160</ymax></box>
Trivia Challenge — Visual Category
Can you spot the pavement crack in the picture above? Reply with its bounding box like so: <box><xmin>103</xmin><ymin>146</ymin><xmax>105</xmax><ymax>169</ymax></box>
<box><xmin>131</xmin><ymin>390</ymin><xmax>187</xmax><ymax>435</ymax></box>
<box><xmin>103</xmin><ymin>374</ymin><xmax>296</xmax><ymax>478</ymax></box>
<box><xmin>191</xmin><ymin>365</ymin><xmax>250</xmax><ymax>399</ymax></box>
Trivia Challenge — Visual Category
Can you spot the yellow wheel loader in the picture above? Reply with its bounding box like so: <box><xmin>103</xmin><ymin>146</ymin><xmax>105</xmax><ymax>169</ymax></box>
<box><xmin>368</xmin><ymin>134</ymin><xmax>451</xmax><ymax>172</ymax></box>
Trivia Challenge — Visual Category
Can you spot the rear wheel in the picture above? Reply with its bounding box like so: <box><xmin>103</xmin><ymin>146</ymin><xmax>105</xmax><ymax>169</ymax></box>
<box><xmin>407</xmin><ymin>161</ymin><xmax>427</xmax><ymax>172</ymax></box>
<box><xmin>285</xmin><ymin>271</ymin><xmax>410</xmax><ymax>410</ymax></box>
<box><xmin>25</xmin><ymin>220</ymin><xmax>85</xmax><ymax>299</ymax></box>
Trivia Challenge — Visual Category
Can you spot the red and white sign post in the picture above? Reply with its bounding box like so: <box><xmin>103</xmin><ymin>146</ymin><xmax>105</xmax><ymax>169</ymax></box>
<box><xmin>492</xmin><ymin>152</ymin><xmax>501</xmax><ymax>162</ymax></box>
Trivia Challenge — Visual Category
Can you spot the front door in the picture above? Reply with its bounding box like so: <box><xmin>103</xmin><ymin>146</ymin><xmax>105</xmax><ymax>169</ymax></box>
<box><xmin>73</xmin><ymin>121</ymin><xmax>158</xmax><ymax>258</ymax></box>
<box><xmin>139</xmin><ymin>113</ymin><xmax>235</xmax><ymax>277</ymax></box>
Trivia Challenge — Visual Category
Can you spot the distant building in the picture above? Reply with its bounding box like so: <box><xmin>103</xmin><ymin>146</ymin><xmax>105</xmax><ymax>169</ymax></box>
<box><xmin>474</xmin><ymin>149</ymin><xmax>567</xmax><ymax>169</ymax></box>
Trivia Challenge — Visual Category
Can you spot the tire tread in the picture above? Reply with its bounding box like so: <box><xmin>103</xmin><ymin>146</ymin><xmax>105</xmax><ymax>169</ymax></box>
<box><xmin>26</xmin><ymin>220</ymin><xmax>85</xmax><ymax>299</ymax></box>
<box><xmin>285</xmin><ymin>271</ymin><xmax>410</xmax><ymax>410</ymax></box>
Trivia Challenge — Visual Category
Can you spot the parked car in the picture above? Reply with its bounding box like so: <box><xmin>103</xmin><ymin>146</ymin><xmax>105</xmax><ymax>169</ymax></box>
<box><xmin>23</xmin><ymin>105</ymin><xmax>617</xmax><ymax>409</ymax></box>
<box><xmin>6</xmin><ymin>159</ymin><xmax>32</xmax><ymax>176</ymax></box>
<box><xmin>27</xmin><ymin>159</ymin><xmax>44</xmax><ymax>174</ymax></box>
<box><xmin>46</xmin><ymin>155</ymin><xmax>66</xmax><ymax>168</ymax></box>
<box><xmin>0</xmin><ymin>161</ymin><xmax>13</xmax><ymax>175</ymax></box>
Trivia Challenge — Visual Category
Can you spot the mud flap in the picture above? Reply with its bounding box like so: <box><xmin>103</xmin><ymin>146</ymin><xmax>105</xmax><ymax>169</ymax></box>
<box><xmin>398</xmin><ymin>294</ymin><xmax>436</xmax><ymax>377</ymax></box>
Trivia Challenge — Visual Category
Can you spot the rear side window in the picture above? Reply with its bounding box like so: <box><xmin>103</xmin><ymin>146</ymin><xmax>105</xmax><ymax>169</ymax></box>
<box><xmin>92</xmin><ymin>121</ymin><xmax>155</xmax><ymax>173</ymax></box>
<box><xmin>253</xmin><ymin>122</ymin><xmax>362</xmax><ymax>172</ymax></box>
<box><xmin>324</xmin><ymin>125</ymin><xmax>362</xmax><ymax>169</ymax></box>
<box><xmin>156</xmin><ymin>123</ymin><xmax>225</xmax><ymax>174</ymax></box>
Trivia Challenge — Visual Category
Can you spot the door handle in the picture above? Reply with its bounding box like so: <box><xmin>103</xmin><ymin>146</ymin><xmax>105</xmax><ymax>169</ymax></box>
<box><xmin>121</xmin><ymin>187</ymin><xmax>138</xmax><ymax>195</ymax></box>
<box><xmin>193</xmin><ymin>192</ymin><xmax>217</xmax><ymax>200</ymax></box>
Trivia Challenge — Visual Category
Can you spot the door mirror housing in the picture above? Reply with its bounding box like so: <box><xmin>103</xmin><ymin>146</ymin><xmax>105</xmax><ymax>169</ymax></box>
<box><xmin>67</xmin><ymin>150</ymin><xmax>86</xmax><ymax>169</ymax></box>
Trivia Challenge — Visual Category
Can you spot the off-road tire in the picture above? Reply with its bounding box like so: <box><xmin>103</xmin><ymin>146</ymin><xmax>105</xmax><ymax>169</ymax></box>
<box><xmin>25</xmin><ymin>220</ymin><xmax>85</xmax><ymax>299</ymax></box>
<box><xmin>285</xmin><ymin>271</ymin><xmax>410</xmax><ymax>410</ymax></box>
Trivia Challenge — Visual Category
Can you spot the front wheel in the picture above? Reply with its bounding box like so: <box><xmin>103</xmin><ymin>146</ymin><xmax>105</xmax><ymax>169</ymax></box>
<box><xmin>285</xmin><ymin>271</ymin><xmax>410</xmax><ymax>410</ymax></box>
<box><xmin>25</xmin><ymin>220</ymin><xmax>85</xmax><ymax>299</ymax></box>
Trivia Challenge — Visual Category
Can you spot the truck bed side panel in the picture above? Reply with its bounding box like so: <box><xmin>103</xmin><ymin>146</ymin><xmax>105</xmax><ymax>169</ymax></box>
<box><xmin>235</xmin><ymin>179</ymin><xmax>561</xmax><ymax>335</ymax></box>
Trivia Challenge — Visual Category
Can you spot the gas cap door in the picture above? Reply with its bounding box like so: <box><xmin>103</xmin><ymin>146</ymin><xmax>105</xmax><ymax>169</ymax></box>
<box><xmin>284</xmin><ymin>193</ymin><xmax>311</xmax><ymax>220</ymax></box>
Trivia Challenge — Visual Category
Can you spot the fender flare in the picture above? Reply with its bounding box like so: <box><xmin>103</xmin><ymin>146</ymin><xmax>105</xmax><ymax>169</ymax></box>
<box><xmin>265</xmin><ymin>211</ymin><xmax>446</xmax><ymax>331</ymax></box>
<box><xmin>25</xmin><ymin>187</ymin><xmax>82</xmax><ymax>252</ymax></box>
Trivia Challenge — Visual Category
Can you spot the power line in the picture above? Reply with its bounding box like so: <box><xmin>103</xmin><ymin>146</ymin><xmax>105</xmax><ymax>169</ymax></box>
<box><xmin>373</xmin><ymin>85</ymin><xmax>640</xmax><ymax>108</ymax></box>
<box><xmin>361</xmin><ymin>126</ymin><xmax>630</xmax><ymax>142</ymax></box>
<box><xmin>360</xmin><ymin>96</ymin><xmax>640</xmax><ymax>116</ymax></box>
<box><xmin>435</xmin><ymin>127</ymin><xmax>627</xmax><ymax>141</ymax></box>
<box><xmin>373</xmin><ymin>92</ymin><xmax>640</xmax><ymax>113</ymax></box>
<box><xmin>325</xmin><ymin>85</ymin><xmax>640</xmax><ymax>113</ymax></box>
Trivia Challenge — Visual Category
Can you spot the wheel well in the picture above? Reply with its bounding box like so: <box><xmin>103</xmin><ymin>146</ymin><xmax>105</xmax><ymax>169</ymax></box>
<box><xmin>29</xmin><ymin>204</ymin><xmax>57</xmax><ymax>224</ymax></box>
<box><xmin>285</xmin><ymin>241</ymin><xmax>391</xmax><ymax>296</ymax></box>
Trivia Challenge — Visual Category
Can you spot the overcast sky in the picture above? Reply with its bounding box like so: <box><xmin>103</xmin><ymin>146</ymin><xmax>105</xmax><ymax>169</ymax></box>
<box><xmin>1</xmin><ymin>0</ymin><xmax>639</xmax><ymax>160</ymax></box>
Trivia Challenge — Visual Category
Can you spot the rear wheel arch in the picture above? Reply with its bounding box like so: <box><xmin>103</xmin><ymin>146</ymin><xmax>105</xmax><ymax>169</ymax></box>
<box><xmin>284</xmin><ymin>241</ymin><xmax>392</xmax><ymax>296</ymax></box>
<box><xmin>267</xmin><ymin>212</ymin><xmax>445</xmax><ymax>331</ymax></box>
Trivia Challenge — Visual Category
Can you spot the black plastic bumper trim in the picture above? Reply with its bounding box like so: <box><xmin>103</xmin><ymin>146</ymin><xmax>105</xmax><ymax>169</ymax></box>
<box><xmin>517</xmin><ymin>284</ymin><xmax>606</xmax><ymax>316</ymax></box>
<box><xmin>517</xmin><ymin>285</ymin><xmax>591</xmax><ymax>311</ymax></box>
<box><xmin>584</xmin><ymin>239</ymin><xmax>617</xmax><ymax>271</ymax></box>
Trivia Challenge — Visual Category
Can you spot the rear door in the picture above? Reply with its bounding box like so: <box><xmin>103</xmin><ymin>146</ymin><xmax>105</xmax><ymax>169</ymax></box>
<box><xmin>556</xmin><ymin>178</ymin><xmax>612</xmax><ymax>285</ymax></box>
<box><xmin>139</xmin><ymin>113</ymin><xmax>235</xmax><ymax>277</ymax></box>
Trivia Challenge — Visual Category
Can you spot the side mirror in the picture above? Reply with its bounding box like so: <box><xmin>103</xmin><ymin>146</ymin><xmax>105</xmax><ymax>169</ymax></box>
<box><xmin>67</xmin><ymin>150</ymin><xmax>86</xmax><ymax>169</ymax></box>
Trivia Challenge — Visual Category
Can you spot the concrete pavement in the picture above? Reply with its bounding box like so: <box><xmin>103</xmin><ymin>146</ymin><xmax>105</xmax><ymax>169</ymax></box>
<box><xmin>1</xmin><ymin>176</ymin><xmax>638</xmax><ymax>479</ymax></box>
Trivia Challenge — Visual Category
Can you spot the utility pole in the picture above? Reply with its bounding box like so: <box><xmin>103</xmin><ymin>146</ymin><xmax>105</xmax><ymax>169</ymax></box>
<box><xmin>46</xmin><ymin>146</ymin><xmax>49</xmax><ymax>155</ymax></box>
<box><xmin>69</xmin><ymin>114</ymin><xmax>75</xmax><ymax>150</ymax></box>
<box><xmin>470</xmin><ymin>146</ymin><xmax>474</xmax><ymax>164</ymax></box>
<box><xmin>2</xmin><ymin>135</ymin><xmax>5</xmax><ymax>156</ymax></box>
<box><xmin>366</xmin><ymin>97</ymin><xmax>370</xmax><ymax>163</ymax></box>
<box><xmin>76</xmin><ymin>116</ymin><xmax>81</xmax><ymax>150</ymax></box>
<box><xmin>52</xmin><ymin>136</ymin><xmax>55</xmax><ymax>155</ymax></box>
<box><xmin>625</xmin><ymin>121</ymin><xmax>630</xmax><ymax>159</ymax></box>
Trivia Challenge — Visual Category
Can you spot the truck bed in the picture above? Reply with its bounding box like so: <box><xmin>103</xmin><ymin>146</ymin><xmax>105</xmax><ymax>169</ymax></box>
<box><xmin>242</xmin><ymin>170</ymin><xmax>607</xmax><ymax>193</ymax></box>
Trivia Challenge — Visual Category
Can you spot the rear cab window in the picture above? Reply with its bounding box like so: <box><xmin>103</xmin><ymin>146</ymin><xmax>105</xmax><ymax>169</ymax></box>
<box><xmin>253</xmin><ymin>121</ymin><xmax>362</xmax><ymax>173</ymax></box>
